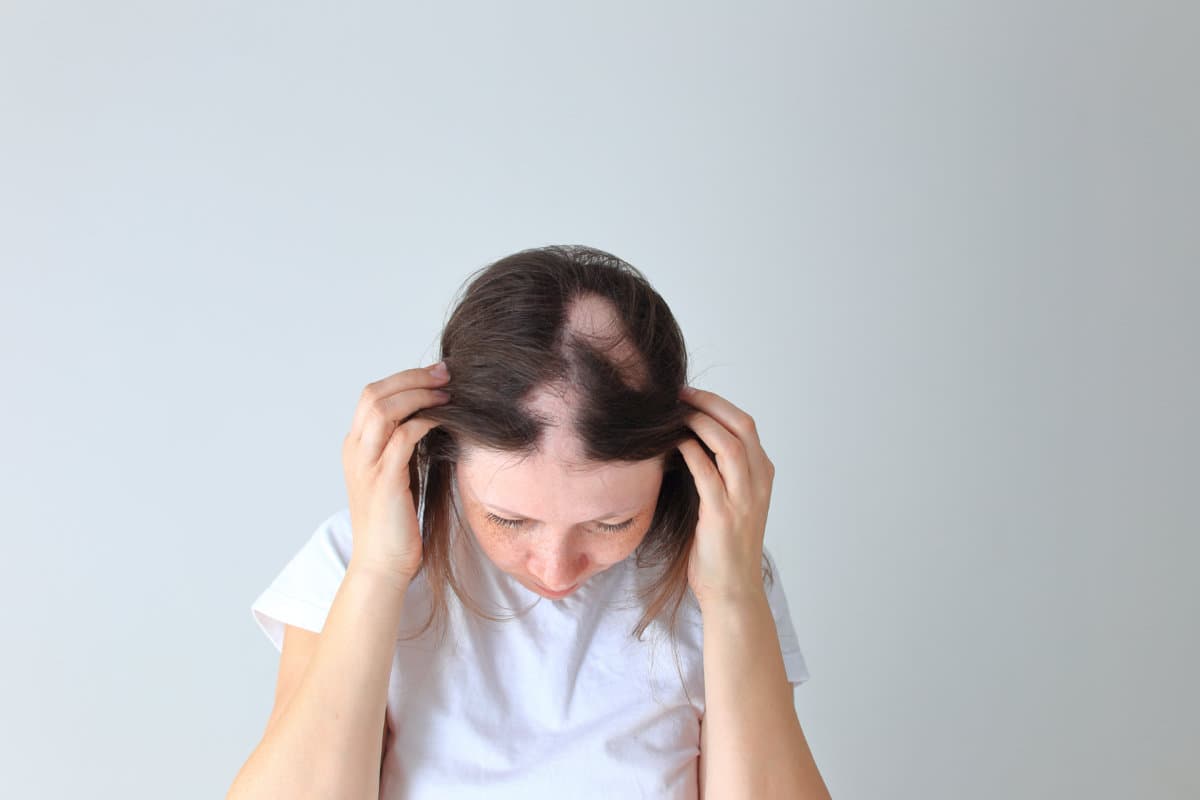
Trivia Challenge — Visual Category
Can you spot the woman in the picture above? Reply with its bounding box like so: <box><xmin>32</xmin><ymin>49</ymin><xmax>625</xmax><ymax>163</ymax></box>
<box><xmin>227</xmin><ymin>245</ymin><xmax>831</xmax><ymax>799</ymax></box>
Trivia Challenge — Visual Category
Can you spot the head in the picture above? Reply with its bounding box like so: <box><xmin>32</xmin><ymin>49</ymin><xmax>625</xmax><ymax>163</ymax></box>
<box><xmin>406</xmin><ymin>244</ymin><xmax>708</xmax><ymax>643</ymax></box>
<box><xmin>453</xmin><ymin>390</ymin><xmax>669</xmax><ymax>599</ymax></box>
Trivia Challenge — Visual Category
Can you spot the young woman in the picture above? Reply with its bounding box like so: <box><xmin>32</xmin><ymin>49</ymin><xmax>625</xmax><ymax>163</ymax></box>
<box><xmin>227</xmin><ymin>245</ymin><xmax>831</xmax><ymax>799</ymax></box>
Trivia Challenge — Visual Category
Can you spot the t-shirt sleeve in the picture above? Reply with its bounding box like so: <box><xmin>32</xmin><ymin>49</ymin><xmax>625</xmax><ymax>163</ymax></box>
<box><xmin>250</xmin><ymin>507</ymin><xmax>354</xmax><ymax>653</ymax></box>
<box><xmin>762</xmin><ymin>544</ymin><xmax>812</xmax><ymax>688</ymax></box>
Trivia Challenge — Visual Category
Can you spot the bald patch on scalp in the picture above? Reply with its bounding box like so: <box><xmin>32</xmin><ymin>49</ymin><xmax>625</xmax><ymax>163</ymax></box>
<box><xmin>561</xmin><ymin>292</ymin><xmax>649</xmax><ymax>391</ymax></box>
<box><xmin>501</xmin><ymin>292</ymin><xmax>651</xmax><ymax>471</ymax></box>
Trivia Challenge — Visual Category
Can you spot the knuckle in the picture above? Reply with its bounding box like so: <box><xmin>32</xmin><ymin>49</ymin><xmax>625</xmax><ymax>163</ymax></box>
<box><xmin>734</xmin><ymin>438</ymin><xmax>750</xmax><ymax>461</ymax></box>
<box><xmin>394</xmin><ymin>420</ymin><xmax>421</xmax><ymax>447</ymax></box>
<box><xmin>360</xmin><ymin>383</ymin><xmax>381</xmax><ymax>405</ymax></box>
<box><xmin>388</xmin><ymin>422</ymin><xmax>411</xmax><ymax>446</ymax></box>
<box><xmin>368</xmin><ymin>395</ymin><xmax>390</xmax><ymax>417</ymax></box>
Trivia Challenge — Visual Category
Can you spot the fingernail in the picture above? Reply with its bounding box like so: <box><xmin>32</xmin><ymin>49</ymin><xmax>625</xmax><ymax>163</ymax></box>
<box><xmin>429</xmin><ymin>361</ymin><xmax>449</xmax><ymax>378</ymax></box>
<box><xmin>680</xmin><ymin>385</ymin><xmax>695</xmax><ymax>396</ymax></box>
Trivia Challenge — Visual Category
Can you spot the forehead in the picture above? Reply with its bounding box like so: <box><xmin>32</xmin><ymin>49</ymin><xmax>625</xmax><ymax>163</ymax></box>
<box><xmin>455</xmin><ymin>443</ymin><xmax>664</xmax><ymax>521</ymax></box>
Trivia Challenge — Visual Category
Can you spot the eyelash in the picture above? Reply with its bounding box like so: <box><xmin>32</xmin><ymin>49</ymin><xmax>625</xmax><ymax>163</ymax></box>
<box><xmin>485</xmin><ymin>512</ymin><xmax>635</xmax><ymax>534</ymax></box>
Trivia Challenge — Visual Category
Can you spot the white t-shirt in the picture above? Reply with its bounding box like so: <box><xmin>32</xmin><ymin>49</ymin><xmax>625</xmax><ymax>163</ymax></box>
<box><xmin>250</xmin><ymin>502</ymin><xmax>810</xmax><ymax>799</ymax></box>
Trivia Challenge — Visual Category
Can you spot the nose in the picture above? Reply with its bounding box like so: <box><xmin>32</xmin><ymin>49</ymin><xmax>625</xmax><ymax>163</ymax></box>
<box><xmin>531</xmin><ymin>550</ymin><xmax>588</xmax><ymax>591</ymax></box>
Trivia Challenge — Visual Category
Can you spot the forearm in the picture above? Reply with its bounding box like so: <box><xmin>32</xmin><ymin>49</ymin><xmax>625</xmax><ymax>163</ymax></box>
<box><xmin>229</xmin><ymin>563</ymin><xmax>408</xmax><ymax>800</ymax></box>
<box><xmin>700</xmin><ymin>588</ymin><xmax>831</xmax><ymax>799</ymax></box>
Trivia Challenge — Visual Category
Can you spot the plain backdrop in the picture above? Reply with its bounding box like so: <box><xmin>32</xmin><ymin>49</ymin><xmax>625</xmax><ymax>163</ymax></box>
<box><xmin>1</xmin><ymin>2</ymin><xmax>1196</xmax><ymax>798</ymax></box>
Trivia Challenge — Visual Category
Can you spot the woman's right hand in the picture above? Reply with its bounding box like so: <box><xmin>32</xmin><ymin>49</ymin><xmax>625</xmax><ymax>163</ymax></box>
<box><xmin>341</xmin><ymin>361</ymin><xmax>452</xmax><ymax>583</ymax></box>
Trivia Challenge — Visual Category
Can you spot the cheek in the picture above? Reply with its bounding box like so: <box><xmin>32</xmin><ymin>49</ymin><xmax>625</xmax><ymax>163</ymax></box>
<box><xmin>470</xmin><ymin>526</ymin><xmax>522</xmax><ymax>567</ymax></box>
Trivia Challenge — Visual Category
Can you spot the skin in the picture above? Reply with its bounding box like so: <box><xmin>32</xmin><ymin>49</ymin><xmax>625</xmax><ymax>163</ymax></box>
<box><xmin>452</xmin><ymin>412</ymin><xmax>666</xmax><ymax>599</ymax></box>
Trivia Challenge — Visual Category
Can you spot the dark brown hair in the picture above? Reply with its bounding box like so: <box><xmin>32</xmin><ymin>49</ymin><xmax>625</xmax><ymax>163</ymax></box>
<box><xmin>403</xmin><ymin>244</ymin><xmax>775</xmax><ymax>657</ymax></box>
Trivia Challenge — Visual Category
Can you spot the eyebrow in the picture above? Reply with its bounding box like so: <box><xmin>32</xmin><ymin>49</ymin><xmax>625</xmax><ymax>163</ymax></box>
<box><xmin>481</xmin><ymin>502</ymin><xmax>641</xmax><ymax>524</ymax></box>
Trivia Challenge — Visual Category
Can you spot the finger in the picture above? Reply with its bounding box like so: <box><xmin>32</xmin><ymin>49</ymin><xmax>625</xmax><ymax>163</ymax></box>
<box><xmin>379</xmin><ymin>415</ymin><xmax>443</xmax><ymax>483</ymax></box>
<box><xmin>357</xmin><ymin>387</ymin><xmax>451</xmax><ymax>466</ymax></box>
<box><xmin>677</xmin><ymin>437</ymin><xmax>726</xmax><ymax>510</ymax></box>
<box><xmin>351</xmin><ymin>362</ymin><xmax>451</xmax><ymax>437</ymax></box>
<box><xmin>683</xmin><ymin>409</ymin><xmax>752</xmax><ymax>500</ymax></box>
<box><xmin>681</xmin><ymin>386</ymin><xmax>770</xmax><ymax>491</ymax></box>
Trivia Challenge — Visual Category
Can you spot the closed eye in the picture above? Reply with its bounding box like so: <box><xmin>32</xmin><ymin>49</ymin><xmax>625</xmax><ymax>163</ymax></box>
<box><xmin>485</xmin><ymin>512</ymin><xmax>635</xmax><ymax>534</ymax></box>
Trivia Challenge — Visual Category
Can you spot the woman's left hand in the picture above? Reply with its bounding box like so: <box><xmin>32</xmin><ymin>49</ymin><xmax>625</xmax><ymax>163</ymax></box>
<box><xmin>676</xmin><ymin>385</ymin><xmax>776</xmax><ymax>610</ymax></box>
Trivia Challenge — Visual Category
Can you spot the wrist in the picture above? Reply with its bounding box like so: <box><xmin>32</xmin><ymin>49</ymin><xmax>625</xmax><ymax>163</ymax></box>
<box><xmin>695</xmin><ymin>581</ymin><xmax>768</xmax><ymax>615</ymax></box>
<box><xmin>346</xmin><ymin>559</ymin><xmax>416</xmax><ymax>592</ymax></box>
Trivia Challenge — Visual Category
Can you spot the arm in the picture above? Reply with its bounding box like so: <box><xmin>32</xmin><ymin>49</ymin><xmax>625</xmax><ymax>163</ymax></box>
<box><xmin>676</xmin><ymin>384</ymin><xmax>831</xmax><ymax>798</ymax></box>
<box><xmin>699</xmin><ymin>585</ymin><xmax>831</xmax><ymax>800</ymax></box>
<box><xmin>227</xmin><ymin>562</ymin><xmax>409</xmax><ymax>800</ymax></box>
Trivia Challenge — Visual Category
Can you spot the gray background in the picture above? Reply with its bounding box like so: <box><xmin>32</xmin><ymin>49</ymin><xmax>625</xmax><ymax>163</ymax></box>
<box><xmin>1</xmin><ymin>2</ymin><xmax>1196</xmax><ymax>798</ymax></box>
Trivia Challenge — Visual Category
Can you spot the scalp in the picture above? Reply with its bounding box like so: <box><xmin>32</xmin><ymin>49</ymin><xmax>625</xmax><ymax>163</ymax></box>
<box><xmin>561</xmin><ymin>292</ymin><xmax>650</xmax><ymax>392</ymax></box>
